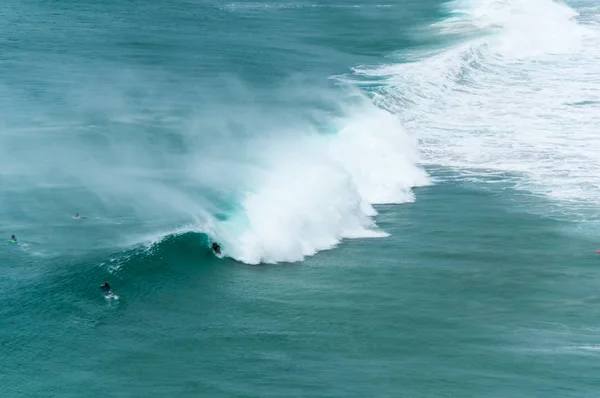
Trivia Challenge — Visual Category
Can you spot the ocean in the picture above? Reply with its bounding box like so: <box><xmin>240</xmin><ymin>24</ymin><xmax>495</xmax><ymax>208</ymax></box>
<box><xmin>1</xmin><ymin>0</ymin><xmax>600</xmax><ymax>396</ymax></box>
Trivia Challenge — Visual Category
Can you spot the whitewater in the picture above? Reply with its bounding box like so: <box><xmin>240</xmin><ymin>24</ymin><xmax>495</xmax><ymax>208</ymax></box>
<box><xmin>208</xmin><ymin>101</ymin><xmax>430</xmax><ymax>264</ymax></box>
<box><xmin>354</xmin><ymin>0</ymin><xmax>600</xmax><ymax>220</ymax></box>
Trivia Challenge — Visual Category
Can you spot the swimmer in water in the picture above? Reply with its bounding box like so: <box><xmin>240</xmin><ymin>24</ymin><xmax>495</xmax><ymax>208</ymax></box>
<box><xmin>100</xmin><ymin>282</ymin><xmax>111</xmax><ymax>295</ymax></box>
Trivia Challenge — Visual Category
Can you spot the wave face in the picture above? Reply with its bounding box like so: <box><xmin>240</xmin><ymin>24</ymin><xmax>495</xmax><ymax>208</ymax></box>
<box><xmin>353</xmin><ymin>0</ymin><xmax>600</xmax><ymax>219</ymax></box>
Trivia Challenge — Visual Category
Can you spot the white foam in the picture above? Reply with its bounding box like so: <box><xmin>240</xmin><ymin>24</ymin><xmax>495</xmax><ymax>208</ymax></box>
<box><xmin>212</xmin><ymin>101</ymin><xmax>429</xmax><ymax>264</ymax></box>
<box><xmin>355</xmin><ymin>0</ymin><xmax>600</xmax><ymax>217</ymax></box>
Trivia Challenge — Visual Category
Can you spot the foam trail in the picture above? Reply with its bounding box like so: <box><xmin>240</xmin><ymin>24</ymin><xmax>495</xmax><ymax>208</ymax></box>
<box><xmin>354</xmin><ymin>0</ymin><xmax>600</xmax><ymax>218</ymax></box>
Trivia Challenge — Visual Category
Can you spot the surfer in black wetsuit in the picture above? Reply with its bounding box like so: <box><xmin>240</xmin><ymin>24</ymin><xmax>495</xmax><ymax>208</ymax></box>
<box><xmin>212</xmin><ymin>242</ymin><xmax>221</xmax><ymax>254</ymax></box>
<box><xmin>10</xmin><ymin>234</ymin><xmax>16</xmax><ymax>242</ymax></box>
<box><xmin>100</xmin><ymin>282</ymin><xmax>111</xmax><ymax>295</ymax></box>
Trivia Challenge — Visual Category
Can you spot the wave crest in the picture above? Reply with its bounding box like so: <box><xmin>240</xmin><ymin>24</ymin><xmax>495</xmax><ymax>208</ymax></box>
<box><xmin>211</xmin><ymin>100</ymin><xmax>429</xmax><ymax>264</ymax></box>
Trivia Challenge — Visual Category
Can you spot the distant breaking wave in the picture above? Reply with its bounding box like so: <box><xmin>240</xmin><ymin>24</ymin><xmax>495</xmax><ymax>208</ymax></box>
<box><xmin>352</xmin><ymin>0</ymin><xmax>600</xmax><ymax>219</ymax></box>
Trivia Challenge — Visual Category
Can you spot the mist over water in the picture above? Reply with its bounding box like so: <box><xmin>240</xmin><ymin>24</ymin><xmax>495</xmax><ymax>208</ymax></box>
<box><xmin>1</xmin><ymin>58</ymin><xmax>429</xmax><ymax>262</ymax></box>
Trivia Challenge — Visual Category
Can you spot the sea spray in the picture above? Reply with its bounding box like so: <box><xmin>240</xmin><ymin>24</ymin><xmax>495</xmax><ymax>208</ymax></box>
<box><xmin>210</xmin><ymin>98</ymin><xmax>430</xmax><ymax>264</ymax></box>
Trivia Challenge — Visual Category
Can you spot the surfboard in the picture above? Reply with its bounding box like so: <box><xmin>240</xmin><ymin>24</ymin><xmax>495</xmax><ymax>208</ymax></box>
<box><xmin>8</xmin><ymin>240</ymin><xmax>19</xmax><ymax>245</ymax></box>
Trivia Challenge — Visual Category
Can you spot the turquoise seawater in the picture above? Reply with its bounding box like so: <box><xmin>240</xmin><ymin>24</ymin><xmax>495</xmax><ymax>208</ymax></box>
<box><xmin>2</xmin><ymin>0</ymin><xmax>600</xmax><ymax>396</ymax></box>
